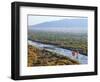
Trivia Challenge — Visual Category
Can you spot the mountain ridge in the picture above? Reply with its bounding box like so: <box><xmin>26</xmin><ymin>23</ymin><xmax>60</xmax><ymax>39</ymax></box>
<box><xmin>29</xmin><ymin>18</ymin><xmax>88</xmax><ymax>28</ymax></box>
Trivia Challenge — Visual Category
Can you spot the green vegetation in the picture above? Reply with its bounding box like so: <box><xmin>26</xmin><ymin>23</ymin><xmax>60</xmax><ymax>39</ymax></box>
<box><xmin>28</xmin><ymin>31</ymin><xmax>87</xmax><ymax>55</ymax></box>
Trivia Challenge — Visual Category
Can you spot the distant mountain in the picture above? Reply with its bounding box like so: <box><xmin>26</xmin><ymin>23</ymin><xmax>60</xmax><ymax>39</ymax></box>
<box><xmin>29</xmin><ymin>18</ymin><xmax>88</xmax><ymax>28</ymax></box>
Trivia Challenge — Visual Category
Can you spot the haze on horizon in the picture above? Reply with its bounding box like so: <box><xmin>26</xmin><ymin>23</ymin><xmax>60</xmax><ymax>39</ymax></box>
<box><xmin>28</xmin><ymin>15</ymin><xmax>88</xmax><ymax>33</ymax></box>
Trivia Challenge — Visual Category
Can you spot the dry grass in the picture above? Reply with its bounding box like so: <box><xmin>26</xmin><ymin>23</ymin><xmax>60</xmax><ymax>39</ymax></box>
<box><xmin>28</xmin><ymin>45</ymin><xmax>80</xmax><ymax>67</ymax></box>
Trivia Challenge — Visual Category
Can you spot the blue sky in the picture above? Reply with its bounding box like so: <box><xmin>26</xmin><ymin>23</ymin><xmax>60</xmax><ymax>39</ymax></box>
<box><xmin>28</xmin><ymin>15</ymin><xmax>68</xmax><ymax>26</ymax></box>
<box><xmin>28</xmin><ymin>15</ymin><xmax>88</xmax><ymax>33</ymax></box>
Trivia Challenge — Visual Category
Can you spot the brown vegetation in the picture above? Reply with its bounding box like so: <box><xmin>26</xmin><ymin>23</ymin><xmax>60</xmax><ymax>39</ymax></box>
<box><xmin>28</xmin><ymin>45</ymin><xmax>80</xmax><ymax>67</ymax></box>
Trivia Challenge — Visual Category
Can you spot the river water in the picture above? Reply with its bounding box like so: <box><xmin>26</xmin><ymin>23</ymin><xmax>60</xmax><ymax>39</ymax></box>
<box><xmin>28</xmin><ymin>40</ymin><xmax>88</xmax><ymax>64</ymax></box>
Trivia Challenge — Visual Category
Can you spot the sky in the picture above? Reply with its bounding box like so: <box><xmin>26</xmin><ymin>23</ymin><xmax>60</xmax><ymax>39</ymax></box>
<box><xmin>28</xmin><ymin>15</ymin><xmax>87</xmax><ymax>26</ymax></box>
<box><xmin>28</xmin><ymin>15</ymin><xmax>88</xmax><ymax>33</ymax></box>
<box><xmin>28</xmin><ymin>15</ymin><xmax>69</xmax><ymax>26</ymax></box>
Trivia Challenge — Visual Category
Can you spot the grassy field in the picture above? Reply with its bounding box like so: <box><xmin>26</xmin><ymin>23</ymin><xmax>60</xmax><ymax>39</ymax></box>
<box><xmin>28</xmin><ymin>31</ymin><xmax>87</xmax><ymax>55</ymax></box>
<box><xmin>28</xmin><ymin>45</ymin><xmax>80</xmax><ymax>67</ymax></box>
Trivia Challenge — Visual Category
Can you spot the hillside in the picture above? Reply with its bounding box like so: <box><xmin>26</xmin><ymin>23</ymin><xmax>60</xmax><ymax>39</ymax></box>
<box><xmin>28</xmin><ymin>45</ymin><xmax>80</xmax><ymax>67</ymax></box>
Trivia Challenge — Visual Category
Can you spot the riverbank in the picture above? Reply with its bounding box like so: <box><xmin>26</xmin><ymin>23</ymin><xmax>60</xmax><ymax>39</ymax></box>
<box><xmin>28</xmin><ymin>45</ymin><xmax>80</xmax><ymax>67</ymax></box>
<box><xmin>28</xmin><ymin>39</ymin><xmax>87</xmax><ymax>56</ymax></box>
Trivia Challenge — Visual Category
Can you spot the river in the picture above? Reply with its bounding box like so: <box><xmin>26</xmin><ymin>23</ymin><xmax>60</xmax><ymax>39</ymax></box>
<box><xmin>28</xmin><ymin>40</ymin><xmax>88</xmax><ymax>64</ymax></box>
